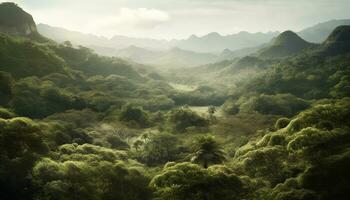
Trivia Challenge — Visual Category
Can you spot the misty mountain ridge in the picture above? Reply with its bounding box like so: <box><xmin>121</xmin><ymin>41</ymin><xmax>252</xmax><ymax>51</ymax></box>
<box><xmin>169</xmin><ymin>24</ymin><xmax>350</xmax><ymax>89</ymax></box>
<box><xmin>116</xmin><ymin>46</ymin><xmax>218</xmax><ymax>68</ymax></box>
<box><xmin>37</xmin><ymin>23</ymin><xmax>279</xmax><ymax>53</ymax></box>
<box><xmin>37</xmin><ymin>19</ymin><xmax>350</xmax><ymax>57</ymax></box>
<box><xmin>299</xmin><ymin>19</ymin><xmax>350</xmax><ymax>43</ymax></box>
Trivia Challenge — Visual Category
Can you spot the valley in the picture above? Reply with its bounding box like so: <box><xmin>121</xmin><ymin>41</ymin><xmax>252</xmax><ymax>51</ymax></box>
<box><xmin>0</xmin><ymin>2</ymin><xmax>350</xmax><ymax>200</ymax></box>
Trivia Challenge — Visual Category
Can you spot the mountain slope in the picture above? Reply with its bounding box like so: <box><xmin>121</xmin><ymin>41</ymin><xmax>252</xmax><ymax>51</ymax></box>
<box><xmin>37</xmin><ymin>24</ymin><xmax>171</xmax><ymax>51</ymax></box>
<box><xmin>0</xmin><ymin>2</ymin><xmax>37</xmax><ymax>36</ymax></box>
<box><xmin>258</xmin><ymin>31</ymin><xmax>314</xmax><ymax>58</ymax></box>
<box><xmin>116</xmin><ymin>46</ymin><xmax>218</xmax><ymax>68</ymax></box>
<box><xmin>299</xmin><ymin>19</ymin><xmax>350</xmax><ymax>43</ymax></box>
<box><xmin>0</xmin><ymin>33</ymin><xmax>66</xmax><ymax>78</ymax></box>
<box><xmin>224</xmin><ymin>26</ymin><xmax>350</xmax><ymax>116</ymax></box>
<box><xmin>321</xmin><ymin>25</ymin><xmax>350</xmax><ymax>55</ymax></box>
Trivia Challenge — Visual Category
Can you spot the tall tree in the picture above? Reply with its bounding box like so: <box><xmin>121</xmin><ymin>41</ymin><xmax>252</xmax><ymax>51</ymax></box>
<box><xmin>190</xmin><ymin>136</ymin><xmax>226</xmax><ymax>168</ymax></box>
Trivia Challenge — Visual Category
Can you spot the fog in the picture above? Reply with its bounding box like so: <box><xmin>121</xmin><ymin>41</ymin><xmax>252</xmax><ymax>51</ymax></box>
<box><xmin>5</xmin><ymin>0</ymin><xmax>350</xmax><ymax>39</ymax></box>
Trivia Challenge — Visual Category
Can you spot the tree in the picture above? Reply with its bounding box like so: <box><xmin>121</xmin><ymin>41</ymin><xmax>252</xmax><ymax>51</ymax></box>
<box><xmin>0</xmin><ymin>117</ymin><xmax>48</xmax><ymax>199</ymax></box>
<box><xmin>208</xmin><ymin>106</ymin><xmax>217</xmax><ymax>121</ymax></box>
<box><xmin>133</xmin><ymin>140</ymin><xmax>144</xmax><ymax>151</ymax></box>
<box><xmin>119</xmin><ymin>105</ymin><xmax>150</xmax><ymax>128</ymax></box>
<box><xmin>150</xmin><ymin>162</ymin><xmax>244</xmax><ymax>200</ymax></box>
<box><xmin>168</xmin><ymin>108</ymin><xmax>209</xmax><ymax>132</ymax></box>
<box><xmin>275</xmin><ymin>117</ymin><xmax>290</xmax><ymax>129</ymax></box>
<box><xmin>141</xmin><ymin>133</ymin><xmax>181</xmax><ymax>165</ymax></box>
<box><xmin>63</xmin><ymin>40</ymin><xmax>73</xmax><ymax>48</ymax></box>
<box><xmin>208</xmin><ymin>106</ymin><xmax>216</xmax><ymax>116</ymax></box>
<box><xmin>0</xmin><ymin>71</ymin><xmax>13</xmax><ymax>105</ymax></box>
<box><xmin>190</xmin><ymin>136</ymin><xmax>226</xmax><ymax>168</ymax></box>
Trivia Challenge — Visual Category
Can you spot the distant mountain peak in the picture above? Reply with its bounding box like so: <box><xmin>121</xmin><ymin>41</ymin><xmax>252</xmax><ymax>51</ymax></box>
<box><xmin>322</xmin><ymin>25</ymin><xmax>350</xmax><ymax>55</ymax></box>
<box><xmin>324</xmin><ymin>25</ymin><xmax>350</xmax><ymax>44</ymax></box>
<box><xmin>189</xmin><ymin>34</ymin><xmax>199</xmax><ymax>40</ymax></box>
<box><xmin>298</xmin><ymin>19</ymin><xmax>350</xmax><ymax>43</ymax></box>
<box><xmin>204</xmin><ymin>32</ymin><xmax>222</xmax><ymax>38</ymax></box>
<box><xmin>0</xmin><ymin>2</ymin><xmax>37</xmax><ymax>36</ymax></box>
<box><xmin>221</xmin><ymin>48</ymin><xmax>232</xmax><ymax>55</ymax></box>
<box><xmin>274</xmin><ymin>30</ymin><xmax>309</xmax><ymax>46</ymax></box>
<box><xmin>258</xmin><ymin>31</ymin><xmax>313</xmax><ymax>58</ymax></box>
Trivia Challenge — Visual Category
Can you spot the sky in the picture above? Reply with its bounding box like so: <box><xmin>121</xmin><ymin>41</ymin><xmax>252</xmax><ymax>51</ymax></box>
<box><xmin>4</xmin><ymin>0</ymin><xmax>350</xmax><ymax>39</ymax></box>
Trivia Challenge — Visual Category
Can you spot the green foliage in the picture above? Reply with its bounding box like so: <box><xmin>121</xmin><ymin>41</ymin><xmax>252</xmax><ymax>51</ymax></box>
<box><xmin>0</xmin><ymin>117</ymin><xmax>48</xmax><ymax>199</ymax></box>
<box><xmin>9</xmin><ymin>77</ymin><xmax>85</xmax><ymax>118</ymax></box>
<box><xmin>190</xmin><ymin>136</ymin><xmax>226</xmax><ymax>168</ymax></box>
<box><xmin>233</xmin><ymin>53</ymin><xmax>350</xmax><ymax>101</ymax></box>
<box><xmin>0</xmin><ymin>34</ymin><xmax>66</xmax><ymax>78</ymax></box>
<box><xmin>33</xmin><ymin>144</ymin><xmax>152</xmax><ymax>200</ymax></box>
<box><xmin>0</xmin><ymin>71</ymin><xmax>13</xmax><ymax>105</ymax></box>
<box><xmin>233</xmin><ymin>98</ymin><xmax>350</xmax><ymax>199</ymax></box>
<box><xmin>300</xmin><ymin>150</ymin><xmax>350</xmax><ymax>200</ymax></box>
<box><xmin>151</xmin><ymin>162</ymin><xmax>244</xmax><ymax>200</ymax></box>
<box><xmin>139</xmin><ymin>133</ymin><xmax>183</xmax><ymax>166</ymax></box>
<box><xmin>275</xmin><ymin>118</ymin><xmax>291</xmax><ymax>129</ymax></box>
<box><xmin>120</xmin><ymin>105</ymin><xmax>151</xmax><ymax>128</ymax></box>
<box><xmin>1</xmin><ymin>8</ymin><xmax>350</xmax><ymax>199</ymax></box>
<box><xmin>171</xmin><ymin>86</ymin><xmax>227</xmax><ymax>106</ymax></box>
<box><xmin>52</xmin><ymin>45</ymin><xmax>142</xmax><ymax>80</ymax></box>
<box><xmin>168</xmin><ymin>107</ymin><xmax>209</xmax><ymax>132</ymax></box>
<box><xmin>225</xmin><ymin>93</ymin><xmax>310</xmax><ymax>116</ymax></box>
<box><xmin>0</xmin><ymin>107</ymin><xmax>15</xmax><ymax>119</ymax></box>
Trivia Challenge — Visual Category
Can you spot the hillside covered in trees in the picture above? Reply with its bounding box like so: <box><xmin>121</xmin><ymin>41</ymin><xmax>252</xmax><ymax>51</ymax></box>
<box><xmin>0</xmin><ymin>2</ymin><xmax>350</xmax><ymax>200</ymax></box>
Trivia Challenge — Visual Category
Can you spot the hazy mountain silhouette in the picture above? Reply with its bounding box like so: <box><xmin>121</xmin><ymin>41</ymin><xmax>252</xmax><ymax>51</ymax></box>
<box><xmin>299</xmin><ymin>19</ymin><xmax>350</xmax><ymax>43</ymax></box>
<box><xmin>173</xmin><ymin>31</ymin><xmax>279</xmax><ymax>53</ymax></box>
<box><xmin>37</xmin><ymin>24</ymin><xmax>279</xmax><ymax>54</ymax></box>
<box><xmin>116</xmin><ymin>46</ymin><xmax>218</xmax><ymax>68</ymax></box>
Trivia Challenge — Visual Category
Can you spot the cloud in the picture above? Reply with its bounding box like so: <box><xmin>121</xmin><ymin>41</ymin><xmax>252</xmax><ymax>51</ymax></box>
<box><xmin>99</xmin><ymin>8</ymin><xmax>170</xmax><ymax>30</ymax></box>
<box><xmin>6</xmin><ymin>0</ymin><xmax>350</xmax><ymax>39</ymax></box>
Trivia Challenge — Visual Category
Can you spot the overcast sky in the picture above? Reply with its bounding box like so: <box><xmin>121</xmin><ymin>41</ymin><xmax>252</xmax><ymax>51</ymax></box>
<box><xmin>4</xmin><ymin>0</ymin><xmax>350</xmax><ymax>39</ymax></box>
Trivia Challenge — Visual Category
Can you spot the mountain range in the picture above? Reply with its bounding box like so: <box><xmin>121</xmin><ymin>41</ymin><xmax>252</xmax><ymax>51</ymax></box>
<box><xmin>37</xmin><ymin>23</ymin><xmax>279</xmax><ymax>54</ymax></box>
<box><xmin>299</xmin><ymin>19</ymin><xmax>350</xmax><ymax>43</ymax></box>
<box><xmin>171</xmin><ymin>25</ymin><xmax>350</xmax><ymax>86</ymax></box>
<box><xmin>115</xmin><ymin>46</ymin><xmax>218</xmax><ymax>69</ymax></box>
<box><xmin>37</xmin><ymin>19</ymin><xmax>350</xmax><ymax>55</ymax></box>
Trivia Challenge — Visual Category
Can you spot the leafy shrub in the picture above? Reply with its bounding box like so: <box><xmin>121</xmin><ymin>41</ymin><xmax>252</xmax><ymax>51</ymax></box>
<box><xmin>0</xmin><ymin>107</ymin><xmax>15</xmax><ymax>119</ymax></box>
<box><xmin>275</xmin><ymin>118</ymin><xmax>290</xmax><ymax>129</ymax></box>
<box><xmin>119</xmin><ymin>105</ymin><xmax>150</xmax><ymax>128</ymax></box>
<box><xmin>168</xmin><ymin>107</ymin><xmax>209</xmax><ymax>132</ymax></box>
<box><xmin>150</xmin><ymin>162</ymin><xmax>244</xmax><ymax>200</ymax></box>
<box><xmin>139</xmin><ymin>133</ymin><xmax>183</xmax><ymax>165</ymax></box>
<box><xmin>0</xmin><ymin>117</ymin><xmax>48</xmax><ymax>199</ymax></box>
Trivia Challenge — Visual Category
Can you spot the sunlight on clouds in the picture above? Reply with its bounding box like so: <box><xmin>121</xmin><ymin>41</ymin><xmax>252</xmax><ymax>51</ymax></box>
<box><xmin>88</xmin><ymin>7</ymin><xmax>170</xmax><ymax>37</ymax></box>
<box><xmin>108</xmin><ymin>7</ymin><xmax>170</xmax><ymax>29</ymax></box>
<box><xmin>4</xmin><ymin>0</ymin><xmax>350</xmax><ymax>39</ymax></box>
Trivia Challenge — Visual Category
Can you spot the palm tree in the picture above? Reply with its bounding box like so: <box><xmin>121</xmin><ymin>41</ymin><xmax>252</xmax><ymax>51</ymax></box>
<box><xmin>190</xmin><ymin>136</ymin><xmax>226</xmax><ymax>168</ymax></box>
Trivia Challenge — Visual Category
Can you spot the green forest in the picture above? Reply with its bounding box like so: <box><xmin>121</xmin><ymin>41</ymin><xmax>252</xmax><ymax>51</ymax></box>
<box><xmin>0</xmin><ymin>2</ymin><xmax>350</xmax><ymax>200</ymax></box>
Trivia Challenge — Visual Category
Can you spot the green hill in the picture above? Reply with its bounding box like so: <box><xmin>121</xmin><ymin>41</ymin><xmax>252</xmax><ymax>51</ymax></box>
<box><xmin>299</xmin><ymin>19</ymin><xmax>350</xmax><ymax>43</ymax></box>
<box><xmin>0</xmin><ymin>2</ymin><xmax>37</xmax><ymax>36</ymax></box>
<box><xmin>224</xmin><ymin>26</ymin><xmax>350</xmax><ymax>116</ymax></box>
<box><xmin>322</xmin><ymin>25</ymin><xmax>350</xmax><ymax>55</ymax></box>
<box><xmin>0</xmin><ymin>33</ymin><xmax>66</xmax><ymax>78</ymax></box>
<box><xmin>259</xmin><ymin>31</ymin><xmax>315</xmax><ymax>59</ymax></box>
